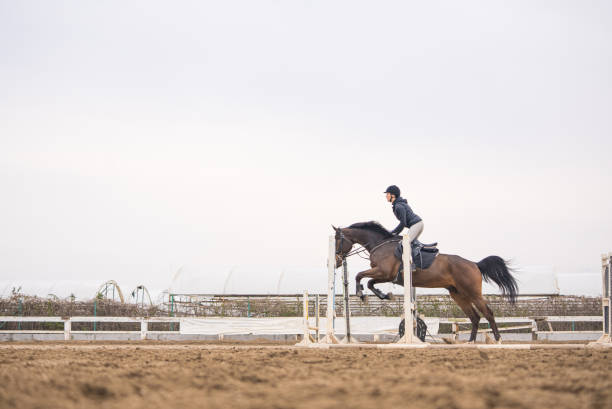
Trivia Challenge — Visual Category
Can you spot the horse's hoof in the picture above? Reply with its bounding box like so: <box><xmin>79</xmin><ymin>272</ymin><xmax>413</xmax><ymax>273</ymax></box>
<box><xmin>467</xmin><ymin>340</ymin><xmax>476</xmax><ymax>345</ymax></box>
<box><xmin>386</xmin><ymin>293</ymin><xmax>395</xmax><ymax>301</ymax></box>
<box><xmin>360</xmin><ymin>295</ymin><xmax>366</xmax><ymax>302</ymax></box>
<box><xmin>495</xmin><ymin>339</ymin><xmax>503</xmax><ymax>345</ymax></box>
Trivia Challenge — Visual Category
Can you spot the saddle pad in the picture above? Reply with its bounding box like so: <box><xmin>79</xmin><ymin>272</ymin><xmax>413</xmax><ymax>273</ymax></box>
<box><xmin>393</xmin><ymin>242</ymin><xmax>438</xmax><ymax>283</ymax></box>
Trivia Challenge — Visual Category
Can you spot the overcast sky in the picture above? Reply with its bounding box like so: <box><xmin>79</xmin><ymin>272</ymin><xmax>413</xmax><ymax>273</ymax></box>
<box><xmin>1</xmin><ymin>1</ymin><xmax>610</xmax><ymax>300</ymax></box>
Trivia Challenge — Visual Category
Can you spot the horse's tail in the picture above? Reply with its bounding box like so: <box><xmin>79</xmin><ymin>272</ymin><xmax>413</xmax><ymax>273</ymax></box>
<box><xmin>476</xmin><ymin>256</ymin><xmax>518</xmax><ymax>304</ymax></box>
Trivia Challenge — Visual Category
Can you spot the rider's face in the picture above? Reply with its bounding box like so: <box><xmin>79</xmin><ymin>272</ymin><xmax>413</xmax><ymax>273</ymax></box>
<box><xmin>386</xmin><ymin>193</ymin><xmax>393</xmax><ymax>202</ymax></box>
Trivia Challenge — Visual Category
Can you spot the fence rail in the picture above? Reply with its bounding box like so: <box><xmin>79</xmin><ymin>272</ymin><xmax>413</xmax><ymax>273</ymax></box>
<box><xmin>0</xmin><ymin>316</ymin><xmax>180</xmax><ymax>340</ymax></box>
<box><xmin>165</xmin><ymin>294</ymin><xmax>602</xmax><ymax>319</ymax></box>
<box><xmin>1</xmin><ymin>294</ymin><xmax>601</xmax><ymax>320</ymax></box>
<box><xmin>0</xmin><ymin>315</ymin><xmax>602</xmax><ymax>342</ymax></box>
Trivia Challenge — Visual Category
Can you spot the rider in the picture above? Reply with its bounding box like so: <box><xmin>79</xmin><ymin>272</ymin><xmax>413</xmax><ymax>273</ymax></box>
<box><xmin>384</xmin><ymin>185</ymin><xmax>424</xmax><ymax>245</ymax></box>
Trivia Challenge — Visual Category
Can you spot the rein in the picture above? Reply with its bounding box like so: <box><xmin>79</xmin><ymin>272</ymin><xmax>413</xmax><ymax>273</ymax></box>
<box><xmin>346</xmin><ymin>246</ymin><xmax>369</xmax><ymax>259</ymax></box>
<box><xmin>337</xmin><ymin>230</ymin><xmax>367</xmax><ymax>260</ymax></box>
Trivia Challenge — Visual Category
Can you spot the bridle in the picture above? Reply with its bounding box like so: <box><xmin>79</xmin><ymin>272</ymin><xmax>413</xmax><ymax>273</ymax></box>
<box><xmin>335</xmin><ymin>229</ymin><xmax>400</xmax><ymax>261</ymax></box>
<box><xmin>335</xmin><ymin>230</ymin><xmax>347</xmax><ymax>259</ymax></box>
<box><xmin>336</xmin><ymin>230</ymin><xmax>367</xmax><ymax>260</ymax></box>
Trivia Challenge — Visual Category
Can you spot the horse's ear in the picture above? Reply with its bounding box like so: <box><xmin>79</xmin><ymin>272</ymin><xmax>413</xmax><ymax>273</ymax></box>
<box><xmin>331</xmin><ymin>225</ymin><xmax>338</xmax><ymax>232</ymax></box>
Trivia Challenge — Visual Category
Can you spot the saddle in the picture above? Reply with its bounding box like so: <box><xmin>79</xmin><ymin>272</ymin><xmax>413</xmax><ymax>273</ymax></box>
<box><xmin>413</xmin><ymin>239</ymin><xmax>439</xmax><ymax>251</ymax></box>
<box><xmin>392</xmin><ymin>239</ymin><xmax>439</xmax><ymax>285</ymax></box>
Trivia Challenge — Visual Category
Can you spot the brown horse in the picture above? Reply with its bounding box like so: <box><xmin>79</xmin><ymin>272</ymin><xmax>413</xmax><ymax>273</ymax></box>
<box><xmin>332</xmin><ymin>222</ymin><xmax>518</xmax><ymax>342</ymax></box>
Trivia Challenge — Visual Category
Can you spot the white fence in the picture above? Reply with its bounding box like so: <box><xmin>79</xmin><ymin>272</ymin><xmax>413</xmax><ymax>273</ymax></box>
<box><xmin>0</xmin><ymin>316</ymin><xmax>179</xmax><ymax>341</ymax></box>
<box><xmin>0</xmin><ymin>315</ymin><xmax>603</xmax><ymax>342</ymax></box>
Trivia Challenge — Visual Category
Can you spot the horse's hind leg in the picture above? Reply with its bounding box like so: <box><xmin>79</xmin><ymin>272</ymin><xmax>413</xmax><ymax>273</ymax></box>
<box><xmin>472</xmin><ymin>296</ymin><xmax>502</xmax><ymax>342</ymax></box>
<box><xmin>367</xmin><ymin>279</ymin><xmax>391</xmax><ymax>300</ymax></box>
<box><xmin>448</xmin><ymin>288</ymin><xmax>481</xmax><ymax>342</ymax></box>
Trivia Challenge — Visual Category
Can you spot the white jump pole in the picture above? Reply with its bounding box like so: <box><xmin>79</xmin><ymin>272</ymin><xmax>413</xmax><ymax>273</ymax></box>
<box><xmin>321</xmin><ymin>235</ymin><xmax>340</xmax><ymax>344</ymax></box>
<box><xmin>340</xmin><ymin>257</ymin><xmax>359</xmax><ymax>344</ymax></box>
<box><xmin>297</xmin><ymin>290</ymin><xmax>321</xmax><ymax>346</ymax></box>
<box><xmin>297</xmin><ymin>291</ymin><xmax>313</xmax><ymax>346</ymax></box>
<box><xmin>398</xmin><ymin>234</ymin><xmax>424</xmax><ymax>344</ymax></box>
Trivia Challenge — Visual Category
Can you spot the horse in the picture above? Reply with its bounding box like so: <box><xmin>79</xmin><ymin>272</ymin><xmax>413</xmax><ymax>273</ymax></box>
<box><xmin>332</xmin><ymin>222</ymin><xmax>518</xmax><ymax>343</ymax></box>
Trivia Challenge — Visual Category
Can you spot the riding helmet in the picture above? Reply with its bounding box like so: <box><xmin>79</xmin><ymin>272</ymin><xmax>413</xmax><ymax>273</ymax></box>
<box><xmin>384</xmin><ymin>185</ymin><xmax>400</xmax><ymax>197</ymax></box>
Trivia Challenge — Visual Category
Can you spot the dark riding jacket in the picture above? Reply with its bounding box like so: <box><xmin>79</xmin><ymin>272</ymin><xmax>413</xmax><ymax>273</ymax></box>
<box><xmin>391</xmin><ymin>197</ymin><xmax>422</xmax><ymax>235</ymax></box>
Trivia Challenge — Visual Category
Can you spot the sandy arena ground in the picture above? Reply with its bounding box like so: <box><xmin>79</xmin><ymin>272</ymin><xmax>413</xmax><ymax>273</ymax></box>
<box><xmin>0</xmin><ymin>342</ymin><xmax>610</xmax><ymax>409</ymax></box>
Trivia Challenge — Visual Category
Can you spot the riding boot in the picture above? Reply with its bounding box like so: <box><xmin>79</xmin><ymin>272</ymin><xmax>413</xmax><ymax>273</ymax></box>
<box><xmin>409</xmin><ymin>240</ymin><xmax>419</xmax><ymax>272</ymax></box>
<box><xmin>392</xmin><ymin>269</ymin><xmax>403</xmax><ymax>285</ymax></box>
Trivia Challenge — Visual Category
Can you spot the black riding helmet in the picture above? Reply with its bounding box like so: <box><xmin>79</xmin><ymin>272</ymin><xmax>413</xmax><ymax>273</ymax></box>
<box><xmin>384</xmin><ymin>185</ymin><xmax>400</xmax><ymax>197</ymax></box>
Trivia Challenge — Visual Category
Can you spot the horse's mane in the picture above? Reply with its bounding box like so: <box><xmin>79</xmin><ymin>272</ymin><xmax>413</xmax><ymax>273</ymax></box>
<box><xmin>348</xmin><ymin>221</ymin><xmax>394</xmax><ymax>238</ymax></box>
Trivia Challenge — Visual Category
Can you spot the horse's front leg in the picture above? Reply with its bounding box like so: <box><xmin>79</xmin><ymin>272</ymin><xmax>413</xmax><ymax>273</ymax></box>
<box><xmin>367</xmin><ymin>278</ymin><xmax>392</xmax><ymax>300</ymax></box>
<box><xmin>355</xmin><ymin>268</ymin><xmax>378</xmax><ymax>301</ymax></box>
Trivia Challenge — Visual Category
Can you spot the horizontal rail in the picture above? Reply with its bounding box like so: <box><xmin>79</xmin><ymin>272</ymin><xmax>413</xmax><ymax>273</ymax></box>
<box><xmin>0</xmin><ymin>330</ymin><xmax>65</xmax><ymax>334</ymax></box>
<box><xmin>0</xmin><ymin>317</ymin><xmax>64</xmax><ymax>322</ymax></box>
<box><xmin>68</xmin><ymin>317</ymin><xmax>179</xmax><ymax>323</ymax></box>
<box><xmin>169</xmin><ymin>293</ymin><xmax>563</xmax><ymax>297</ymax></box>
<box><xmin>0</xmin><ymin>316</ymin><xmax>180</xmax><ymax>323</ymax></box>
<box><xmin>535</xmin><ymin>331</ymin><xmax>600</xmax><ymax>334</ymax></box>
<box><xmin>1</xmin><ymin>316</ymin><xmax>600</xmax><ymax>323</ymax></box>
<box><xmin>440</xmin><ymin>316</ymin><xmax>602</xmax><ymax>324</ymax></box>
<box><xmin>69</xmin><ymin>331</ymin><xmax>178</xmax><ymax>334</ymax></box>
<box><xmin>443</xmin><ymin>317</ymin><xmax>532</xmax><ymax>324</ymax></box>
<box><xmin>534</xmin><ymin>316</ymin><xmax>603</xmax><ymax>322</ymax></box>
<box><xmin>456</xmin><ymin>325</ymin><xmax>533</xmax><ymax>334</ymax></box>
<box><xmin>0</xmin><ymin>330</ymin><xmax>181</xmax><ymax>334</ymax></box>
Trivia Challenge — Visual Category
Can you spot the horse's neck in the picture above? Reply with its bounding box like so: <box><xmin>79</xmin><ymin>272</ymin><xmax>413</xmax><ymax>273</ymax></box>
<box><xmin>346</xmin><ymin>229</ymin><xmax>387</xmax><ymax>251</ymax></box>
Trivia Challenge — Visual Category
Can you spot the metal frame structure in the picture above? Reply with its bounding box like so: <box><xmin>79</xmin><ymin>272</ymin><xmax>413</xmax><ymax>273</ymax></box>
<box><xmin>592</xmin><ymin>253</ymin><xmax>611</xmax><ymax>344</ymax></box>
<box><xmin>301</xmin><ymin>234</ymin><xmax>425</xmax><ymax>346</ymax></box>
<box><xmin>96</xmin><ymin>280</ymin><xmax>125</xmax><ymax>303</ymax></box>
<box><xmin>130</xmin><ymin>285</ymin><xmax>153</xmax><ymax>307</ymax></box>
<box><xmin>300</xmin><ymin>235</ymin><xmax>359</xmax><ymax>345</ymax></box>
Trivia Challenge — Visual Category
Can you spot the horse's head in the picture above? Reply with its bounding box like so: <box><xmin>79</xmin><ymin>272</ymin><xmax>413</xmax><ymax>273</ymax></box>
<box><xmin>332</xmin><ymin>225</ymin><xmax>354</xmax><ymax>268</ymax></box>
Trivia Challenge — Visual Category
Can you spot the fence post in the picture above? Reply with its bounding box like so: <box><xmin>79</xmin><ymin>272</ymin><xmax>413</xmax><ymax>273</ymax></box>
<box><xmin>169</xmin><ymin>294</ymin><xmax>175</xmax><ymax>331</ymax></box>
<box><xmin>140</xmin><ymin>320</ymin><xmax>147</xmax><ymax>340</ymax></box>
<box><xmin>64</xmin><ymin>319</ymin><xmax>71</xmax><ymax>341</ymax></box>
<box><xmin>321</xmin><ymin>235</ymin><xmax>339</xmax><ymax>344</ymax></box>
<box><xmin>315</xmin><ymin>294</ymin><xmax>320</xmax><ymax>342</ymax></box>
<box><xmin>18</xmin><ymin>298</ymin><xmax>23</xmax><ymax>331</ymax></box>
